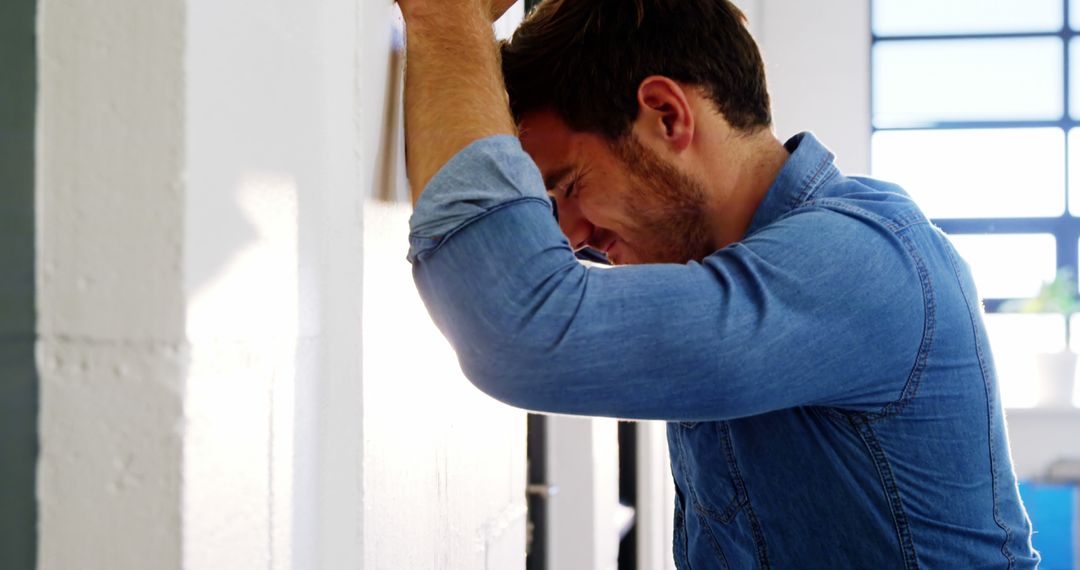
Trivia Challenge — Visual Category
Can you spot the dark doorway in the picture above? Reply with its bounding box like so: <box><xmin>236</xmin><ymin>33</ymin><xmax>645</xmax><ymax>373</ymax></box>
<box><xmin>526</xmin><ymin>413</ymin><xmax>548</xmax><ymax>570</ymax></box>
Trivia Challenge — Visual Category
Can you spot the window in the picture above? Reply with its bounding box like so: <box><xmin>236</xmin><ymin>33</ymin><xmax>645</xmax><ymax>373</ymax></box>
<box><xmin>871</xmin><ymin>0</ymin><xmax>1080</xmax><ymax>407</ymax></box>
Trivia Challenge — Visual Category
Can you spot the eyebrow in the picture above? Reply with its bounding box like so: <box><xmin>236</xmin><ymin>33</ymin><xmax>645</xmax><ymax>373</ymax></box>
<box><xmin>543</xmin><ymin>166</ymin><xmax>575</xmax><ymax>191</ymax></box>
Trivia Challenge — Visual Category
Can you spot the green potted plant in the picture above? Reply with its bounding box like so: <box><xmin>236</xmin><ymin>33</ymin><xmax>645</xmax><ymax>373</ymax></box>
<box><xmin>1001</xmin><ymin>268</ymin><xmax>1080</xmax><ymax>408</ymax></box>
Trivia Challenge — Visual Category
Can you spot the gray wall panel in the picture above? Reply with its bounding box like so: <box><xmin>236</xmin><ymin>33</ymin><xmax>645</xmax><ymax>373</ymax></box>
<box><xmin>0</xmin><ymin>0</ymin><xmax>38</xmax><ymax>567</ymax></box>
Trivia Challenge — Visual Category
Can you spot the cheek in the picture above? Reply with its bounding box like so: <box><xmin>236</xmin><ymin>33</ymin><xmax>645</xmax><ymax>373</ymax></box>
<box><xmin>580</xmin><ymin>188</ymin><xmax>637</xmax><ymax>229</ymax></box>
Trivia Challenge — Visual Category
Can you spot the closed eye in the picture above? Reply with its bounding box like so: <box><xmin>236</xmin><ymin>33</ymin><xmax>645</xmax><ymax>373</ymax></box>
<box><xmin>564</xmin><ymin>180</ymin><xmax>576</xmax><ymax>199</ymax></box>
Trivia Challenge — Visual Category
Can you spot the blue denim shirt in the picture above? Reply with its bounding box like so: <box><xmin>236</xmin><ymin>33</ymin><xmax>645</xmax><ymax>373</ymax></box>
<box><xmin>408</xmin><ymin>133</ymin><xmax>1038</xmax><ymax>569</ymax></box>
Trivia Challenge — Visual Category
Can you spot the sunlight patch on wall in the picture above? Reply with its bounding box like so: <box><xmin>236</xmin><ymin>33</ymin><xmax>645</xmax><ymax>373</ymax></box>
<box><xmin>184</xmin><ymin>171</ymin><xmax>300</xmax><ymax>569</ymax></box>
<box><xmin>188</xmin><ymin>172</ymin><xmax>299</xmax><ymax>340</ymax></box>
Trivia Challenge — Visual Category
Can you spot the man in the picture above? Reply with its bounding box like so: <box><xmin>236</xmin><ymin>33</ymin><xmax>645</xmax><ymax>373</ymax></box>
<box><xmin>398</xmin><ymin>0</ymin><xmax>1040</xmax><ymax>567</ymax></box>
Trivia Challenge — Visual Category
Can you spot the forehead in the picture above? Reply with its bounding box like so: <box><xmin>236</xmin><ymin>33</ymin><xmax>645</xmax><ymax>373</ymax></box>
<box><xmin>519</xmin><ymin>109</ymin><xmax>576</xmax><ymax>167</ymax></box>
<box><xmin>519</xmin><ymin>109</ymin><xmax>611</xmax><ymax>186</ymax></box>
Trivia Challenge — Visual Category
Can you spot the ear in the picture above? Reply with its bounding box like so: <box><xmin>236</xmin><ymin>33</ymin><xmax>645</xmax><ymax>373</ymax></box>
<box><xmin>632</xmin><ymin>76</ymin><xmax>695</xmax><ymax>153</ymax></box>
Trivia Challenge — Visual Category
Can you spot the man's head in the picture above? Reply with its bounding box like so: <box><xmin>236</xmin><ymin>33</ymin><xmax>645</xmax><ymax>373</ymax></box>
<box><xmin>502</xmin><ymin>0</ymin><xmax>777</xmax><ymax>265</ymax></box>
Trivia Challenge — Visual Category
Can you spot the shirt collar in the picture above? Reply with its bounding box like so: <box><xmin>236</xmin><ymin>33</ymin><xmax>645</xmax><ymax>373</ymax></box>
<box><xmin>745</xmin><ymin>132</ymin><xmax>841</xmax><ymax>237</ymax></box>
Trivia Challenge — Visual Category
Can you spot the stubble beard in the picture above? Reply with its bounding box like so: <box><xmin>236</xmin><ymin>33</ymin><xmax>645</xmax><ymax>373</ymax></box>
<box><xmin>611</xmin><ymin>135</ymin><xmax>714</xmax><ymax>264</ymax></box>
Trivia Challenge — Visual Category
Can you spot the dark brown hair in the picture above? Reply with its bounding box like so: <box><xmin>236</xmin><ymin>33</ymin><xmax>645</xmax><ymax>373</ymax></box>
<box><xmin>501</xmin><ymin>0</ymin><xmax>772</xmax><ymax>139</ymax></box>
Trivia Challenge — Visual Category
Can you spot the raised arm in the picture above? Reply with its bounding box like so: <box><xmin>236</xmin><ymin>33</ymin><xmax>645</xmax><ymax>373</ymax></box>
<box><xmin>399</xmin><ymin>0</ymin><xmax>517</xmax><ymax>202</ymax></box>
<box><xmin>408</xmin><ymin>140</ymin><xmax>925</xmax><ymax>421</ymax></box>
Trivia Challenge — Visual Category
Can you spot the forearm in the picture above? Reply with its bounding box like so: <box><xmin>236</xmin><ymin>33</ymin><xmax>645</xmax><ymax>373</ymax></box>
<box><xmin>403</xmin><ymin>3</ymin><xmax>516</xmax><ymax>203</ymax></box>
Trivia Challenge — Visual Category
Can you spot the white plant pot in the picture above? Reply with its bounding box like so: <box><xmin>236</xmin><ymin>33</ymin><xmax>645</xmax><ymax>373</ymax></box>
<box><xmin>1034</xmin><ymin>351</ymin><xmax>1078</xmax><ymax>408</ymax></box>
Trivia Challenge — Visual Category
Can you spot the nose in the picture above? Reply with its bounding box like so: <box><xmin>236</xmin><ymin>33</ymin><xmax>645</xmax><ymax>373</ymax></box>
<box><xmin>551</xmin><ymin>193</ymin><xmax>594</xmax><ymax>250</ymax></box>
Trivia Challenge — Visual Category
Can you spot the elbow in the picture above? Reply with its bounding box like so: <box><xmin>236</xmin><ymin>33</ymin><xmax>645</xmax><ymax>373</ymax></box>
<box><xmin>446</xmin><ymin>303</ymin><xmax>582</xmax><ymax>414</ymax></box>
<box><xmin>415</xmin><ymin>257</ymin><xmax>586</xmax><ymax>412</ymax></box>
<box><xmin>458</xmin><ymin>342</ymin><xmax>568</xmax><ymax>414</ymax></box>
<box><xmin>468</xmin><ymin>374</ymin><xmax>543</xmax><ymax>412</ymax></box>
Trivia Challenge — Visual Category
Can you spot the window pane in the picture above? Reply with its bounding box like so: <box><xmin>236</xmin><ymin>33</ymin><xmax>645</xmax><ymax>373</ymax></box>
<box><xmin>874</xmin><ymin>0</ymin><xmax>1063</xmax><ymax>36</ymax></box>
<box><xmin>1070</xmin><ymin>314</ymin><xmax>1080</xmax><ymax>352</ymax></box>
<box><xmin>873</xmin><ymin>38</ymin><xmax>1063</xmax><ymax>127</ymax></box>
<box><xmin>985</xmin><ymin>313</ymin><xmax>1066</xmax><ymax>408</ymax></box>
<box><xmin>1072</xmin><ymin>41</ymin><xmax>1080</xmax><ymax>120</ymax></box>
<box><xmin>871</xmin><ymin>128</ymin><xmax>1065</xmax><ymax>218</ymax></box>
<box><xmin>1072</xmin><ymin>0</ymin><xmax>1080</xmax><ymax>31</ymax></box>
<box><xmin>1069</xmin><ymin>129</ymin><xmax>1080</xmax><ymax>214</ymax></box>
<box><xmin>1070</xmin><ymin>315</ymin><xmax>1080</xmax><ymax>408</ymax></box>
<box><xmin>949</xmin><ymin>234</ymin><xmax>1056</xmax><ymax>299</ymax></box>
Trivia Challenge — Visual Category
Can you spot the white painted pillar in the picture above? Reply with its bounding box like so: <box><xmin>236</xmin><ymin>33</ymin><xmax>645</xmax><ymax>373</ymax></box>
<box><xmin>182</xmin><ymin>0</ymin><xmax>366</xmax><ymax>567</ymax></box>
<box><xmin>37</xmin><ymin>0</ymin><xmax>188</xmax><ymax>566</ymax></box>
<box><xmin>636</xmin><ymin>421</ymin><xmax>677</xmax><ymax>570</ymax></box>
<box><xmin>39</xmin><ymin>1</ymin><xmax>528</xmax><ymax>569</ymax></box>
<box><xmin>545</xmin><ymin>416</ymin><xmax>622</xmax><ymax>570</ymax></box>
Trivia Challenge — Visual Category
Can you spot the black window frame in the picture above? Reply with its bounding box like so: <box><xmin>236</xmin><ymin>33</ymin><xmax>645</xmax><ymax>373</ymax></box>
<box><xmin>870</xmin><ymin>0</ymin><xmax>1080</xmax><ymax>316</ymax></box>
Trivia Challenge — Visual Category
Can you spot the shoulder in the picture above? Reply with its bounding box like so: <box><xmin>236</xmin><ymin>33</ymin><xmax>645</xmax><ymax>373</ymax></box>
<box><xmin>802</xmin><ymin>175</ymin><xmax>928</xmax><ymax>234</ymax></box>
<box><xmin>730</xmin><ymin>180</ymin><xmax>929</xmax><ymax>312</ymax></box>
<box><xmin>740</xmin><ymin>175</ymin><xmax>931</xmax><ymax>256</ymax></box>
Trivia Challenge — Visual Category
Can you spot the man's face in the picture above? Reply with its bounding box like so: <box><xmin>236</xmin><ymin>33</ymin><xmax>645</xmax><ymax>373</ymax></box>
<box><xmin>519</xmin><ymin>109</ymin><xmax>713</xmax><ymax>265</ymax></box>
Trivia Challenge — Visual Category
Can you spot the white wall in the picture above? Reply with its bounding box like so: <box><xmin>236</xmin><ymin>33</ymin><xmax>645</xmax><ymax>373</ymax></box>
<box><xmin>37</xmin><ymin>0</ymin><xmax>187</xmax><ymax>566</ymax></box>
<box><xmin>1006</xmin><ymin>409</ymin><xmax>1080</xmax><ymax>480</ymax></box>
<box><xmin>752</xmin><ymin>0</ymin><xmax>872</xmax><ymax>175</ymax></box>
<box><xmin>39</xmin><ymin>1</ymin><xmax>527</xmax><ymax>569</ymax></box>
<box><xmin>362</xmin><ymin>202</ymin><xmax>527</xmax><ymax>570</ymax></box>
<box><xmin>183</xmin><ymin>0</ymin><xmax>364</xmax><ymax>567</ymax></box>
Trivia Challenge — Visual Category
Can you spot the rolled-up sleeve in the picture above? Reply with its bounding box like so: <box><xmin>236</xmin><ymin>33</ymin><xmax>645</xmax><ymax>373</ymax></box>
<box><xmin>408</xmin><ymin>135</ymin><xmax>551</xmax><ymax>263</ymax></box>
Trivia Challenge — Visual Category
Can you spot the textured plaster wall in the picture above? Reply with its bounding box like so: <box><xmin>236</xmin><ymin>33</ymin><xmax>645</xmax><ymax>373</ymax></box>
<box><xmin>37</xmin><ymin>0</ymin><xmax>187</xmax><ymax>568</ymax></box>
<box><xmin>37</xmin><ymin>0</ymin><xmax>362</xmax><ymax>566</ymax></box>
<box><xmin>39</xmin><ymin>0</ymin><xmax>527</xmax><ymax>568</ymax></box>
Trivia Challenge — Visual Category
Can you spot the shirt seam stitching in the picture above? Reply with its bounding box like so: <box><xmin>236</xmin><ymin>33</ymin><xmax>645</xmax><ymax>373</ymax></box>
<box><xmin>719</xmin><ymin>422</ymin><xmax>772</xmax><ymax>569</ymax></box>
<box><xmin>867</xmin><ymin>226</ymin><xmax>936</xmax><ymax>420</ymax></box>
<box><xmin>788</xmin><ymin>159</ymin><xmax>839</xmax><ymax>210</ymax></box>
<box><xmin>693</xmin><ymin>508</ymin><xmax>734</xmax><ymax>570</ymax></box>
<box><xmin>779</xmin><ymin>199</ymin><xmax>936</xmax><ymax>418</ymax></box>
<box><xmin>942</xmin><ymin>241</ymin><xmax>1017</xmax><ymax>567</ymax></box>
<box><xmin>848</xmin><ymin>414</ymin><xmax>922</xmax><ymax>569</ymax></box>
